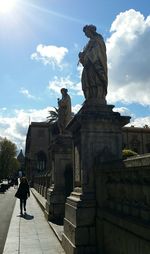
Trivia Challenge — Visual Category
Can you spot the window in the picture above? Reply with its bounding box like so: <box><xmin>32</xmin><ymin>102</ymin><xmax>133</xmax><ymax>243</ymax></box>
<box><xmin>36</xmin><ymin>151</ymin><xmax>46</xmax><ymax>171</ymax></box>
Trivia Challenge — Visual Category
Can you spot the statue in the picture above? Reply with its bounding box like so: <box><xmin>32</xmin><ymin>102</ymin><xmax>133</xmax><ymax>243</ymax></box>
<box><xmin>57</xmin><ymin>88</ymin><xmax>72</xmax><ymax>134</ymax></box>
<box><xmin>78</xmin><ymin>25</ymin><xmax>108</xmax><ymax>103</ymax></box>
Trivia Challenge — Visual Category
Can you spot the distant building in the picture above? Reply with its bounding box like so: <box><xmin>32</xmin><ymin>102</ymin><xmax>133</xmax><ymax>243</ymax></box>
<box><xmin>25</xmin><ymin>121</ymin><xmax>150</xmax><ymax>179</ymax></box>
<box><xmin>17</xmin><ymin>149</ymin><xmax>25</xmax><ymax>171</ymax></box>
<box><xmin>123</xmin><ymin>125</ymin><xmax>150</xmax><ymax>154</ymax></box>
<box><xmin>25</xmin><ymin>122</ymin><xmax>50</xmax><ymax>179</ymax></box>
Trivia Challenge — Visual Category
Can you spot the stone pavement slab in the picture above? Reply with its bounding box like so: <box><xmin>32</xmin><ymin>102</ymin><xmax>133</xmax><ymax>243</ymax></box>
<box><xmin>3</xmin><ymin>191</ymin><xmax>65</xmax><ymax>254</ymax></box>
<box><xmin>31</xmin><ymin>188</ymin><xmax>64</xmax><ymax>242</ymax></box>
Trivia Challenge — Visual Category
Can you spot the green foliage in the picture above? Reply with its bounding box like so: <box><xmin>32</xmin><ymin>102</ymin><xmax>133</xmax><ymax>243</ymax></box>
<box><xmin>47</xmin><ymin>107</ymin><xmax>58</xmax><ymax>123</ymax></box>
<box><xmin>47</xmin><ymin>106</ymin><xmax>75</xmax><ymax>126</ymax></box>
<box><xmin>0</xmin><ymin>138</ymin><xmax>18</xmax><ymax>179</ymax></box>
<box><xmin>122</xmin><ymin>149</ymin><xmax>138</xmax><ymax>159</ymax></box>
<box><xmin>47</xmin><ymin>107</ymin><xmax>75</xmax><ymax>124</ymax></box>
<box><xmin>11</xmin><ymin>158</ymin><xmax>20</xmax><ymax>175</ymax></box>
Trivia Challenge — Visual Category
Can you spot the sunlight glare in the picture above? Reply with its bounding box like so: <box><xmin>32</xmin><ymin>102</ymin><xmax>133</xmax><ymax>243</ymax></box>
<box><xmin>0</xmin><ymin>0</ymin><xmax>17</xmax><ymax>14</ymax></box>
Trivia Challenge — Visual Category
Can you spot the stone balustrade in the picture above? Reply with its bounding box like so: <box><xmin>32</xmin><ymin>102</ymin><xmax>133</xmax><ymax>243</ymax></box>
<box><xmin>96</xmin><ymin>154</ymin><xmax>150</xmax><ymax>254</ymax></box>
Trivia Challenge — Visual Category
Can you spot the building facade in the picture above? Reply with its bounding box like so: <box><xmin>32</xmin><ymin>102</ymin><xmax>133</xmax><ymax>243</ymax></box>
<box><xmin>25</xmin><ymin>122</ymin><xmax>50</xmax><ymax>180</ymax></box>
<box><xmin>25</xmin><ymin>122</ymin><xmax>150</xmax><ymax>178</ymax></box>
<box><xmin>123</xmin><ymin>125</ymin><xmax>150</xmax><ymax>154</ymax></box>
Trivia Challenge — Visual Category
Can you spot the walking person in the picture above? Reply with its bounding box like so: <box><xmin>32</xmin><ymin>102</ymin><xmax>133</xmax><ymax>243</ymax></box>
<box><xmin>15</xmin><ymin>176</ymin><xmax>30</xmax><ymax>216</ymax></box>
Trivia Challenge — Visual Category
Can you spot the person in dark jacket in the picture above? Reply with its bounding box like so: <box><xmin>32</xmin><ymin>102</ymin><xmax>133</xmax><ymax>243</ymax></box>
<box><xmin>16</xmin><ymin>177</ymin><xmax>30</xmax><ymax>215</ymax></box>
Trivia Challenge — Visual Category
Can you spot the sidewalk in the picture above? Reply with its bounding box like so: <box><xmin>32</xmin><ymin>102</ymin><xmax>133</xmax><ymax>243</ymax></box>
<box><xmin>31</xmin><ymin>188</ymin><xmax>64</xmax><ymax>242</ymax></box>
<box><xmin>3</xmin><ymin>191</ymin><xmax>65</xmax><ymax>254</ymax></box>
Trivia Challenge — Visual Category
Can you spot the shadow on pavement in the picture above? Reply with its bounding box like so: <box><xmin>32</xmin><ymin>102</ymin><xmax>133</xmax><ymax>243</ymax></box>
<box><xmin>49</xmin><ymin>218</ymin><xmax>63</xmax><ymax>226</ymax></box>
<box><xmin>17</xmin><ymin>213</ymin><xmax>34</xmax><ymax>220</ymax></box>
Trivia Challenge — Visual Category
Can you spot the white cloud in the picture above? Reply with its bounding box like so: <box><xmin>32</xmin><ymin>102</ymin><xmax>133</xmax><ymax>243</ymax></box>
<box><xmin>2</xmin><ymin>9</ymin><xmax>150</xmax><ymax>153</ymax></box>
<box><xmin>127</xmin><ymin>116</ymin><xmax>150</xmax><ymax>128</ymax></box>
<box><xmin>48</xmin><ymin>76</ymin><xmax>83</xmax><ymax>96</ymax></box>
<box><xmin>1</xmin><ymin>107</ymin><xmax>7</xmax><ymax>111</ymax></box>
<box><xmin>31</xmin><ymin>44</ymin><xmax>68</xmax><ymax>68</ymax></box>
<box><xmin>0</xmin><ymin>107</ymin><xmax>54</xmax><ymax>152</ymax></box>
<box><xmin>20</xmin><ymin>88</ymin><xmax>40</xmax><ymax>100</ymax></box>
<box><xmin>113</xmin><ymin>106</ymin><xmax>134</xmax><ymax>117</ymax></box>
<box><xmin>72</xmin><ymin>104</ymin><xmax>82</xmax><ymax>114</ymax></box>
<box><xmin>106</xmin><ymin>9</ymin><xmax>150</xmax><ymax>105</ymax></box>
<box><xmin>0</xmin><ymin>105</ymin><xmax>149</xmax><ymax>154</ymax></box>
<box><xmin>0</xmin><ymin>103</ymin><xmax>84</xmax><ymax>152</ymax></box>
<box><xmin>112</xmin><ymin>107</ymin><xmax>150</xmax><ymax>128</ymax></box>
<box><xmin>48</xmin><ymin>76</ymin><xmax>73</xmax><ymax>94</ymax></box>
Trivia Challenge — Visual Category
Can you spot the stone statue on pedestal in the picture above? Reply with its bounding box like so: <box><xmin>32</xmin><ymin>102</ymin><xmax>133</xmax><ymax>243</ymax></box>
<box><xmin>57</xmin><ymin>88</ymin><xmax>71</xmax><ymax>134</ymax></box>
<box><xmin>62</xmin><ymin>25</ymin><xmax>131</xmax><ymax>254</ymax></box>
<box><xmin>79</xmin><ymin>25</ymin><xmax>108</xmax><ymax>103</ymax></box>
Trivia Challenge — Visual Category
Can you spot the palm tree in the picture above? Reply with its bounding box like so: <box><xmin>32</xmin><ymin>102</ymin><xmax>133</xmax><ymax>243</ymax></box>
<box><xmin>47</xmin><ymin>107</ymin><xmax>59</xmax><ymax>123</ymax></box>
<box><xmin>47</xmin><ymin>107</ymin><xmax>75</xmax><ymax>127</ymax></box>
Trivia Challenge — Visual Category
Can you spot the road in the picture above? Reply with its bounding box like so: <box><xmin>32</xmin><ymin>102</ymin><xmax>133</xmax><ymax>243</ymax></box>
<box><xmin>0</xmin><ymin>187</ymin><xmax>16</xmax><ymax>253</ymax></box>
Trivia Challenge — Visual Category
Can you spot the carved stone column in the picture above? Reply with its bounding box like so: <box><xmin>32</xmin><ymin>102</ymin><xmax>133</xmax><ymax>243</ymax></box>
<box><xmin>62</xmin><ymin>101</ymin><xmax>130</xmax><ymax>253</ymax></box>
<box><xmin>45</xmin><ymin>134</ymin><xmax>73</xmax><ymax>222</ymax></box>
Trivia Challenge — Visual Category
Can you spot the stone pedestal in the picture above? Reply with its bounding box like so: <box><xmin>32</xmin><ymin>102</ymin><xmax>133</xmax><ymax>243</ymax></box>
<box><xmin>62</xmin><ymin>191</ymin><xmax>96</xmax><ymax>254</ymax></box>
<box><xmin>45</xmin><ymin>134</ymin><xmax>73</xmax><ymax>222</ymax></box>
<box><xmin>62</xmin><ymin>101</ymin><xmax>130</xmax><ymax>253</ymax></box>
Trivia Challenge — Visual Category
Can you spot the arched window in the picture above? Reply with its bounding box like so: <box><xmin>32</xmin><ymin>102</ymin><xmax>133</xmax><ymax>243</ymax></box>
<box><xmin>36</xmin><ymin>151</ymin><xmax>47</xmax><ymax>171</ymax></box>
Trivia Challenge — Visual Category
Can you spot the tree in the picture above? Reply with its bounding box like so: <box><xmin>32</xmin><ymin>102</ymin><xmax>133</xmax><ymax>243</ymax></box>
<box><xmin>122</xmin><ymin>149</ymin><xmax>138</xmax><ymax>159</ymax></box>
<box><xmin>47</xmin><ymin>107</ymin><xmax>59</xmax><ymax>123</ymax></box>
<box><xmin>11</xmin><ymin>157</ymin><xmax>20</xmax><ymax>176</ymax></box>
<box><xmin>47</xmin><ymin>107</ymin><xmax>75</xmax><ymax>124</ymax></box>
<box><xmin>0</xmin><ymin>138</ymin><xmax>19</xmax><ymax>180</ymax></box>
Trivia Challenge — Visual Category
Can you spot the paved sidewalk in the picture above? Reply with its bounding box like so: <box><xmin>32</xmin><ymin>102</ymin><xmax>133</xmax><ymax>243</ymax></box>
<box><xmin>3</xmin><ymin>191</ymin><xmax>65</xmax><ymax>254</ymax></box>
<box><xmin>31</xmin><ymin>188</ymin><xmax>64</xmax><ymax>242</ymax></box>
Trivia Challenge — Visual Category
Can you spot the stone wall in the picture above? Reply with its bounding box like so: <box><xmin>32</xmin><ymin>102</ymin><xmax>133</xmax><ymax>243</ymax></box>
<box><xmin>96</xmin><ymin>154</ymin><xmax>150</xmax><ymax>253</ymax></box>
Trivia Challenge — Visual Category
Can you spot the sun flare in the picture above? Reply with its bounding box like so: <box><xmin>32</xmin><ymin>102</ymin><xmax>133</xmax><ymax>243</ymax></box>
<box><xmin>0</xmin><ymin>0</ymin><xmax>17</xmax><ymax>14</ymax></box>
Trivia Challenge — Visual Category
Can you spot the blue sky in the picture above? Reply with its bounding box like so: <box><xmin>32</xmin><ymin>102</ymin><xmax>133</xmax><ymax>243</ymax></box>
<box><xmin>0</xmin><ymin>0</ymin><xmax>150</xmax><ymax>152</ymax></box>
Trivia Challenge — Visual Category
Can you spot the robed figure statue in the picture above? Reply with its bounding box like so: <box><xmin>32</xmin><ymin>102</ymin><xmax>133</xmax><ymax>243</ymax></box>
<box><xmin>79</xmin><ymin>25</ymin><xmax>108</xmax><ymax>103</ymax></box>
<box><xmin>57</xmin><ymin>88</ymin><xmax>71</xmax><ymax>134</ymax></box>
